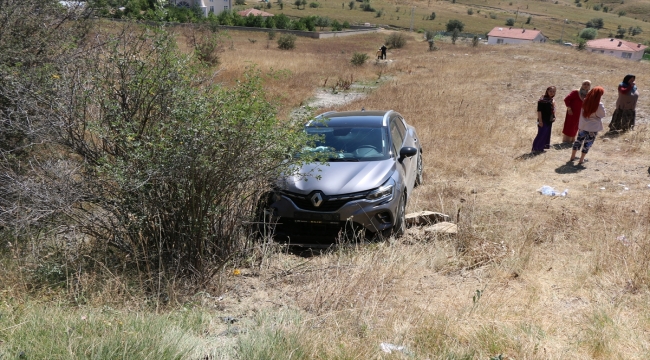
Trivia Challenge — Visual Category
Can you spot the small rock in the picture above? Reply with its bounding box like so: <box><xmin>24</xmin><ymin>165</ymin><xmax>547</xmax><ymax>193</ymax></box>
<box><xmin>632</xmin><ymin>209</ymin><xmax>638</xmax><ymax>213</ymax></box>
<box><xmin>471</xmin><ymin>188</ymin><xmax>478</xmax><ymax>194</ymax></box>
<box><xmin>406</xmin><ymin>211</ymin><xmax>451</xmax><ymax>226</ymax></box>
<box><xmin>424</xmin><ymin>222</ymin><xmax>458</xmax><ymax>235</ymax></box>
<box><xmin>562</xmin><ymin>179</ymin><xmax>569</xmax><ymax>183</ymax></box>
<box><xmin>221</xmin><ymin>316</ymin><xmax>238</xmax><ymax>324</ymax></box>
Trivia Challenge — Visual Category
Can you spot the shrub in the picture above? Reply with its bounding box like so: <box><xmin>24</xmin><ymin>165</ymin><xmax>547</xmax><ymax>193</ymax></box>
<box><xmin>467</xmin><ymin>8</ymin><xmax>474</xmax><ymax>15</ymax></box>
<box><xmin>472</xmin><ymin>35</ymin><xmax>479</xmax><ymax>47</ymax></box>
<box><xmin>632</xmin><ymin>26</ymin><xmax>643</xmax><ymax>36</ymax></box>
<box><xmin>309</xmin><ymin>2</ymin><xmax>320</xmax><ymax>7</ymax></box>
<box><xmin>446</xmin><ymin>19</ymin><xmax>465</xmax><ymax>32</ymax></box>
<box><xmin>385</xmin><ymin>33</ymin><xmax>407</xmax><ymax>48</ymax></box>
<box><xmin>268</xmin><ymin>29</ymin><xmax>276</xmax><ymax>40</ymax></box>
<box><xmin>425</xmin><ymin>29</ymin><xmax>436</xmax><ymax>41</ymax></box>
<box><xmin>429</xmin><ymin>12</ymin><xmax>436</xmax><ymax>20</ymax></box>
<box><xmin>577</xmin><ymin>38</ymin><xmax>587</xmax><ymax>50</ymax></box>
<box><xmin>579</xmin><ymin>27</ymin><xmax>598</xmax><ymax>39</ymax></box>
<box><xmin>593</xmin><ymin>4</ymin><xmax>601</xmax><ymax>10</ymax></box>
<box><xmin>277</xmin><ymin>34</ymin><xmax>296</xmax><ymax>49</ymax></box>
<box><xmin>505</xmin><ymin>18</ymin><xmax>515</xmax><ymax>26</ymax></box>
<box><xmin>376</xmin><ymin>9</ymin><xmax>384</xmax><ymax>17</ymax></box>
<box><xmin>350</xmin><ymin>52</ymin><xmax>369</xmax><ymax>66</ymax></box>
<box><xmin>348</xmin><ymin>1</ymin><xmax>355</xmax><ymax>9</ymax></box>
<box><xmin>586</xmin><ymin>17</ymin><xmax>604</xmax><ymax>29</ymax></box>
<box><xmin>618</xmin><ymin>10</ymin><xmax>626</xmax><ymax>16</ymax></box>
<box><xmin>361</xmin><ymin>1</ymin><xmax>375</xmax><ymax>12</ymax></box>
<box><xmin>342</xmin><ymin>20</ymin><xmax>350</xmax><ymax>28</ymax></box>
<box><xmin>235</xmin><ymin>0</ymin><xmax>246</xmax><ymax>4</ymax></box>
<box><xmin>489</xmin><ymin>12</ymin><xmax>497</xmax><ymax>19</ymax></box>
<box><xmin>576</xmin><ymin>3</ymin><xmax>582</xmax><ymax>7</ymax></box>
<box><xmin>602</xmin><ymin>6</ymin><xmax>608</xmax><ymax>12</ymax></box>
<box><xmin>526</xmin><ymin>16</ymin><xmax>532</xmax><ymax>24</ymax></box>
<box><xmin>331</xmin><ymin>19</ymin><xmax>343</xmax><ymax>30</ymax></box>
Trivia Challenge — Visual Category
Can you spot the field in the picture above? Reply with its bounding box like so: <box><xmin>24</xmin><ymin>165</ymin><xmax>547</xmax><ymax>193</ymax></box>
<box><xmin>2</xmin><ymin>27</ymin><xmax>650</xmax><ymax>359</ymax></box>
<box><xmin>259</xmin><ymin>0</ymin><xmax>650</xmax><ymax>44</ymax></box>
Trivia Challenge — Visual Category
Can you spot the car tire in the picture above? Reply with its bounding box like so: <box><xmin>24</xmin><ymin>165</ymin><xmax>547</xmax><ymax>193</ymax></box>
<box><xmin>393</xmin><ymin>191</ymin><xmax>407</xmax><ymax>237</ymax></box>
<box><xmin>414</xmin><ymin>150</ymin><xmax>423</xmax><ymax>187</ymax></box>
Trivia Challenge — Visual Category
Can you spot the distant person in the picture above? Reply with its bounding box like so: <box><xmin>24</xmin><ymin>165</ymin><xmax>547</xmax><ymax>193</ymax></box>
<box><xmin>562</xmin><ymin>80</ymin><xmax>591</xmax><ymax>143</ymax></box>
<box><xmin>570</xmin><ymin>86</ymin><xmax>606</xmax><ymax>166</ymax></box>
<box><xmin>609</xmin><ymin>74</ymin><xmax>638</xmax><ymax>132</ymax></box>
<box><xmin>531</xmin><ymin>86</ymin><xmax>556</xmax><ymax>153</ymax></box>
<box><xmin>380</xmin><ymin>44</ymin><xmax>387</xmax><ymax>60</ymax></box>
<box><xmin>376</xmin><ymin>48</ymin><xmax>382</xmax><ymax>60</ymax></box>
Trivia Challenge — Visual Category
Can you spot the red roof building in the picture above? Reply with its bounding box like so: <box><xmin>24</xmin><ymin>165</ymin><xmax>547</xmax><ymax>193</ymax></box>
<box><xmin>586</xmin><ymin>38</ymin><xmax>647</xmax><ymax>61</ymax></box>
<box><xmin>487</xmin><ymin>27</ymin><xmax>547</xmax><ymax>45</ymax></box>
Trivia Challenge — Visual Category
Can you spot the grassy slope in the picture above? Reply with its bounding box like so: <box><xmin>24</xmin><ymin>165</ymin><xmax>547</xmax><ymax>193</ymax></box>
<box><xmin>258</xmin><ymin>0</ymin><xmax>650</xmax><ymax>43</ymax></box>
<box><xmin>3</xmin><ymin>28</ymin><xmax>650</xmax><ymax>358</ymax></box>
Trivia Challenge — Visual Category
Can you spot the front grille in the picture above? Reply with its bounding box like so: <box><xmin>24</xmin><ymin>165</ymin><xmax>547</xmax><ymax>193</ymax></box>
<box><xmin>282</xmin><ymin>190</ymin><xmax>368</xmax><ymax>211</ymax></box>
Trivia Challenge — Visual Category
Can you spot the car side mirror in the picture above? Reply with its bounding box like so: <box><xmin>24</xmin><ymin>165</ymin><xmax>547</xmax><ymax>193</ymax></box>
<box><xmin>399</xmin><ymin>147</ymin><xmax>418</xmax><ymax>161</ymax></box>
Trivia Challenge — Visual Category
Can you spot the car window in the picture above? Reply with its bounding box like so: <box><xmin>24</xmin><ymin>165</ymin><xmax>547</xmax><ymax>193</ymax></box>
<box><xmin>395</xmin><ymin>117</ymin><xmax>407</xmax><ymax>139</ymax></box>
<box><xmin>305</xmin><ymin>127</ymin><xmax>390</xmax><ymax>161</ymax></box>
<box><xmin>389</xmin><ymin>119</ymin><xmax>404</xmax><ymax>156</ymax></box>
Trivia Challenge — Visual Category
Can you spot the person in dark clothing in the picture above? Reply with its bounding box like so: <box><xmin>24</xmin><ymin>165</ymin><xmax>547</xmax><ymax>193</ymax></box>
<box><xmin>608</xmin><ymin>74</ymin><xmax>639</xmax><ymax>132</ymax></box>
<box><xmin>380</xmin><ymin>44</ymin><xmax>387</xmax><ymax>60</ymax></box>
<box><xmin>531</xmin><ymin>86</ymin><xmax>556</xmax><ymax>153</ymax></box>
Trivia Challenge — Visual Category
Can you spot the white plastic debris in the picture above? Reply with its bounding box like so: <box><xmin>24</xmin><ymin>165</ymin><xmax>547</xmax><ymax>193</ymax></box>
<box><xmin>380</xmin><ymin>343</ymin><xmax>406</xmax><ymax>354</ymax></box>
<box><xmin>538</xmin><ymin>185</ymin><xmax>568</xmax><ymax>197</ymax></box>
<box><xmin>600</xmin><ymin>187</ymin><xmax>606</xmax><ymax>190</ymax></box>
<box><xmin>617</xmin><ymin>235</ymin><xmax>631</xmax><ymax>246</ymax></box>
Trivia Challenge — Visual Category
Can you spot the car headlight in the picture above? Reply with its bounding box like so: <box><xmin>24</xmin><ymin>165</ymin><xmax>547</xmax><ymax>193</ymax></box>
<box><xmin>366</xmin><ymin>180</ymin><xmax>394</xmax><ymax>201</ymax></box>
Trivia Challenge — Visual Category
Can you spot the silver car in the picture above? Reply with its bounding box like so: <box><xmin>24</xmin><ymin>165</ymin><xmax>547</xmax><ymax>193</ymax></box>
<box><xmin>264</xmin><ymin>110</ymin><xmax>423</xmax><ymax>245</ymax></box>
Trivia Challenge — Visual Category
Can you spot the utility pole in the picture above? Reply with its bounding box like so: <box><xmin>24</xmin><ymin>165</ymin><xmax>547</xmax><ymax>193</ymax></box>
<box><xmin>410</xmin><ymin>7</ymin><xmax>415</xmax><ymax>32</ymax></box>
<box><xmin>560</xmin><ymin>19</ymin><xmax>567</xmax><ymax>43</ymax></box>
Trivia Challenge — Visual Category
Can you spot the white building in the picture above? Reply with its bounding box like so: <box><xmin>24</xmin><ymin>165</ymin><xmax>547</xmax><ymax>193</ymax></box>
<box><xmin>586</xmin><ymin>38</ymin><xmax>648</xmax><ymax>61</ymax></box>
<box><xmin>168</xmin><ymin>0</ymin><xmax>232</xmax><ymax>16</ymax></box>
<box><xmin>487</xmin><ymin>27</ymin><xmax>547</xmax><ymax>45</ymax></box>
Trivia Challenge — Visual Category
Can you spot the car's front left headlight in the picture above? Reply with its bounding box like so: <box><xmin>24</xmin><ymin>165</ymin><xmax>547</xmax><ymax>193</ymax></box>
<box><xmin>366</xmin><ymin>179</ymin><xmax>394</xmax><ymax>201</ymax></box>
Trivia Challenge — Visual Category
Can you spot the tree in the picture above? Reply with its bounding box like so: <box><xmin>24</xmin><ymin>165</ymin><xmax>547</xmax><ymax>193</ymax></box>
<box><xmin>505</xmin><ymin>18</ymin><xmax>515</xmax><ymax>26</ymax></box>
<box><xmin>446</xmin><ymin>19</ymin><xmax>464</xmax><ymax>32</ymax></box>
<box><xmin>349</xmin><ymin>1</ymin><xmax>355</xmax><ymax>9</ymax></box>
<box><xmin>274</xmin><ymin>13</ymin><xmax>291</xmax><ymax>29</ymax></box>
<box><xmin>315</xmin><ymin>16</ymin><xmax>331</xmax><ymax>30</ymax></box>
<box><xmin>579</xmin><ymin>27</ymin><xmax>598</xmax><ymax>40</ymax></box>
<box><xmin>451</xmin><ymin>28</ymin><xmax>460</xmax><ymax>44</ymax></box>
<box><xmin>632</xmin><ymin>26</ymin><xmax>643</xmax><ymax>36</ymax></box>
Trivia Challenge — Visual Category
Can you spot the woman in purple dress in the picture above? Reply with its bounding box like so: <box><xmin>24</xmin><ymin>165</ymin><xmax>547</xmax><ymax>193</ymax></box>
<box><xmin>532</xmin><ymin>86</ymin><xmax>556</xmax><ymax>153</ymax></box>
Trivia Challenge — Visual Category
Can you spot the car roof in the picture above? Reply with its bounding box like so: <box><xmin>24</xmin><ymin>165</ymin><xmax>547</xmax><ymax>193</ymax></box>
<box><xmin>307</xmin><ymin>110</ymin><xmax>396</xmax><ymax>127</ymax></box>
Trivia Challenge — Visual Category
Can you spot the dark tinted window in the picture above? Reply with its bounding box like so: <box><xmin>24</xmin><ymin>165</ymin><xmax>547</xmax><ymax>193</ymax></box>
<box><xmin>306</xmin><ymin>127</ymin><xmax>390</xmax><ymax>161</ymax></box>
<box><xmin>389</xmin><ymin>119</ymin><xmax>405</xmax><ymax>155</ymax></box>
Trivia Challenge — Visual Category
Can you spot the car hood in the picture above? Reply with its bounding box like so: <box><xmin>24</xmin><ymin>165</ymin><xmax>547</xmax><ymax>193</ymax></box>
<box><xmin>281</xmin><ymin>160</ymin><xmax>395</xmax><ymax>195</ymax></box>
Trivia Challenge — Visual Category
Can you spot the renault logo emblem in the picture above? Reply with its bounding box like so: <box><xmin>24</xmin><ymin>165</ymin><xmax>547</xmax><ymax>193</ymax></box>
<box><xmin>310</xmin><ymin>192</ymin><xmax>324</xmax><ymax>207</ymax></box>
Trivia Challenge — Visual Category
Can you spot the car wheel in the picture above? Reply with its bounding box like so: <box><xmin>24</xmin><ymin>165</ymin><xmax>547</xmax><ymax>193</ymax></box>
<box><xmin>414</xmin><ymin>151</ymin><xmax>423</xmax><ymax>187</ymax></box>
<box><xmin>393</xmin><ymin>191</ymin><xmax>407</xmax><ymax>237</ymax></box>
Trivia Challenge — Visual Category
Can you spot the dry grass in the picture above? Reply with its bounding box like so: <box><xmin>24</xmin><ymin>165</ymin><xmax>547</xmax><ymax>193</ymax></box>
<box><xmin>210</xmin><ymin>29</ymin><xmax>650</xmax><ymax>359</ymax></box>
<box><xmin>3</xmin><ymin>28</ymin><xmax>650</xmax><ymax>359</ymax></box>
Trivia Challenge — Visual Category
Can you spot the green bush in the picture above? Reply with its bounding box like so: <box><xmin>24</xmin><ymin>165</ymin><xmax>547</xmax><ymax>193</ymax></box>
<box><xmin>277</xmin><ymin>34</ymin><xmax>297</xmax><ymax>49</ymax></box>
<box><xmin>586</xmin><ymin>18</ymin><xmax>604</xmax><ymax>29</ymax></box>
<box><xmin>429</xmin><ymin>12</ymin><xmax>436</xmax><ymax>20</ymax></box>
<box><xmin>446</xmin><ymin>19</ymin><xmax>465</xmax><ymax>32</ymax></box>
<box><xmin>331</xmin><ymin>19</ymin><xmax>343</xmax><ymax>31</ymax></box>
<box><xmin>342</xmin><ymin>20</ymin><xmax>350</xmax><ymax>28</ymax></box>
<box><xmin>348</xmin><ymin>0</ymin><xmax>355</xmax><ymax>9</ymax></box>
<box><xmin>489</xmin><ymin>12</ymin><xmax>497</xmax><ymax>19</ymax></box>
<box><xmin>579</xmin><ymin>27</ymin><xmax>598</xmax><ymax>39</ymax></box>
<box><xmin>505</xmin><ymin>18</ymin><xmax>515</xmax><ymax>26</ymax></box>
<box><xmin>385</xmin><ymin>32</ymin><xmax>407</xmax><ymax>48</ymax></box>
<box><xmin>467</xmin><ymin>8</ymin><xmax>474</xmax><ymax>15</ymax></box>
<box><xmin>309</xmin><ymin>2</ymin><xmax>320</xmax><ymax>7</ymax></box>
<box><xmin>351</xmin><ymin>52</ymin><xmax>369</xmax><ymax>66</ymax></box>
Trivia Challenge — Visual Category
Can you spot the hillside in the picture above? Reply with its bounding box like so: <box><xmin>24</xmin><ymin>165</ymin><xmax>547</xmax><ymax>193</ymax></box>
<box><xmin>258</xmin><ymin>0</ymin><xmax>650</xmax><ymax>43</ymax></box>
<box><xmin>3</xmin><ymin>25</ymin><xmax>650</xmax><ymax>358</ymax></box>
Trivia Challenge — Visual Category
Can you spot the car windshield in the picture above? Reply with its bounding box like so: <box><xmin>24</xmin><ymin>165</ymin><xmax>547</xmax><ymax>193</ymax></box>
<box><xmin>305</xmin><ymin>126</ymin><xmax>390</xmax><ymax>161</ymax></box>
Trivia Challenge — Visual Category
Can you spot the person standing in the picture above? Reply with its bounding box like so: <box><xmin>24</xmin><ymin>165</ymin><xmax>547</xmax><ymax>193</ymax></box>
<box><xmin>562</xmin><ymin>80</ymin><xmax>591</xmax><ymax>143</ymax></box>
<box><xmin>531</xmin><ymin>86</ymin><xmax>556</xmax><ymax>153</ymax></box>
<box><xmin>609</xmin><ymin>74</ymin><xmax>638</xmax><ymax>132</ymax></box>
<box><xmin>570</xmin><ymin>86</ymin><xmax>606</xmax><ymax>166</ymax></box>
<box><xmin>380</xmin><ymin>44</ymin><xmax>387</xmax><ymax>60</ymax></box>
